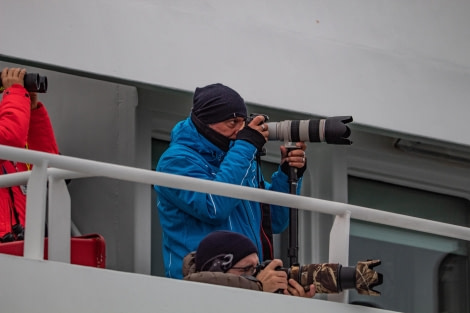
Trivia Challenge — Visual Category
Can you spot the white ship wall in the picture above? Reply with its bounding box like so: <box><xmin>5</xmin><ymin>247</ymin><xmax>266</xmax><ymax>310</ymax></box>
<box><xmin>2</xmin><ymin>0</ymin><xmax>469</xmax><ymax>146</ymax></box>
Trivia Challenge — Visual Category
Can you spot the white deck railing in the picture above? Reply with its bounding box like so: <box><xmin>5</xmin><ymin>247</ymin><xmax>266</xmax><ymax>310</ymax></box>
<box><xmin>1</xmin><ymin>144</ymin><xmax>470</xmax><ymax>303</ymax></box>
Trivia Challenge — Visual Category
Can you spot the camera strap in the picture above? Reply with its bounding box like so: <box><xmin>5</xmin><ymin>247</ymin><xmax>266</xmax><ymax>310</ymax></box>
<box><xmin>256</xmin><ymin>154</ymin><xmax>274</xmax><ymax>261</ymax></box>
<box><xmin>2</xmin><ymin>164</ymin><xmax>23</xmax><ymax>231</ymax></box>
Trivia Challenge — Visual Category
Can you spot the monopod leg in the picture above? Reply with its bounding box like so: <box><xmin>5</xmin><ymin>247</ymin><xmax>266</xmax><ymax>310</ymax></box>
<box><xmin>285</xmin><ymin>142</ymin><xmax>300</xmax><ymax>266</ymax></box>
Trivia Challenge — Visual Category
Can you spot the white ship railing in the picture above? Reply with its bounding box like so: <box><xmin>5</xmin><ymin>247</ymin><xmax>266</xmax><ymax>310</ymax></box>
<box><xmin>0</xmin><ymin>144</ymin><xmax>469</xmax><ymax>304</ymax></box>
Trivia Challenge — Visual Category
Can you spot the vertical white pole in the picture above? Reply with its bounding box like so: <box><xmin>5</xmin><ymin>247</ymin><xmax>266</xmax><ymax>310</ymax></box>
<box><xmin>24</xmin><ymin>161</ymin><xmax>48</xmax><ymax>260</ymax></box>
<box><xmin>48</xmin><ymin>177</ymin><xmax>71</xmax><ymax>263</ymax></box>
<box><xmin>328</xmin><ymin>210</ymin><xmax>351</xmax><ymax>303</ymax></box>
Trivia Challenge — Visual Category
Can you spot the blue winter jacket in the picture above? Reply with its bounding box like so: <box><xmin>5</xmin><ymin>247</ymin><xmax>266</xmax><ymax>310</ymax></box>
<box><xmin>154</xmin><ymin>117</ymin><xmax>302</xmax><ymax>278</ymax></box>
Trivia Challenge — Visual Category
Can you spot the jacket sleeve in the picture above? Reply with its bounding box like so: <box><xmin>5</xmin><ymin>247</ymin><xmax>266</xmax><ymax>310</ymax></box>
<box><xmin>184</xmin><ymin>271</ymin><xmax>263</xmax><ymax>291</ymax></box>
<box><xmin>27</xmin><ymin>102</ymin><xmax>59</xmax><ymax>154</ymax></box>
<box><xmin>0</xmin><ymin>85</ymin><xmax>31</xmax><ymax>149</ymax></box>
<box><xmin>157</xmin><ymin>139</ymin><xmax>259</xmax><ymax>224</ymax></box>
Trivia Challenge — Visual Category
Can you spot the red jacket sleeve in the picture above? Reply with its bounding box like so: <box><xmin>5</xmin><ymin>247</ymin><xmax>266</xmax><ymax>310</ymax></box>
<box><xmin>28</xmin><ymin>102</ymin><xmax>59</xmax><ymax>154</ymax></box>
<box><xmin>0</xmin><ymin>85</ymin><xmax>31</xmax><ymax>148</ymax></box>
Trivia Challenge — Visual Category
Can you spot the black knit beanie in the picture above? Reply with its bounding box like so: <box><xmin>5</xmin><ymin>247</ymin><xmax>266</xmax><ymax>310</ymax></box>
<box><xmin>192</xmin><ymin>83</ymin><xmax>247</xmax><ymax>124</ymax></box>
<box><xmin>195</xmin><ymin>231</ymin><xmax>258</xmax><ymax>272</ymax></box>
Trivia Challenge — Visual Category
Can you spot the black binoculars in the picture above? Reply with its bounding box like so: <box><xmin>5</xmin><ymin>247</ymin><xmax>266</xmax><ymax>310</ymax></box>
<box><xmin>0</xmin><ymin>73</ymin><xmax>48</xmax><ymax>93</ymax></box>
<box><xmin>23</xmin><ymin>73</ymin><xmax>47</xmax><ymax>93</ymax></box>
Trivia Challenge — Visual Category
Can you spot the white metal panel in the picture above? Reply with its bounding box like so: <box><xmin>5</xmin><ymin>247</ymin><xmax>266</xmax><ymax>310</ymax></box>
<box><xmin>1</xmin><ymin>0</ymin><xmax>469</xmax><ymax>145</ymax></box>
<box><xmin>0</xmin><ymin>254</ymin><xmax>400</xmax><ymax>313</ymax></box>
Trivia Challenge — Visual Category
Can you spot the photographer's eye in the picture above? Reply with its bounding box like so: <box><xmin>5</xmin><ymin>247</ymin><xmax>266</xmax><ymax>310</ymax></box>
<box><xmin>231</xmin><ymin>263</ymin><xmax>259</xmax><ymax>276</ymax></box>
<box><xmin>225</xmin><ymin>118</ymin><xmax>245</xmax><ymax>129</ymax></box>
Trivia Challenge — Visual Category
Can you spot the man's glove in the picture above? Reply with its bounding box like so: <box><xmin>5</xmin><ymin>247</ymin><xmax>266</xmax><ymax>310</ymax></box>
<box><xmin>236</xmin><ymin>126</ymin><xmax>266</xmax><ymax>151</ymax></box>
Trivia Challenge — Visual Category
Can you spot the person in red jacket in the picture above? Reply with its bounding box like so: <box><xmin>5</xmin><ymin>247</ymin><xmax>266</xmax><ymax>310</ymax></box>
<box><xmin>0</xmin><ymin>67</ymin><xmax>59</xmax><ymax>241</ymax></box>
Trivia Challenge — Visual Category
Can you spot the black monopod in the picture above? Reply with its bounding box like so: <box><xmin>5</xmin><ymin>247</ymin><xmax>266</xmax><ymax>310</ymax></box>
<box><xmin>285</xmin><ymin>142</ymin><xmax>300</xmax><ymax>267</ymax></box>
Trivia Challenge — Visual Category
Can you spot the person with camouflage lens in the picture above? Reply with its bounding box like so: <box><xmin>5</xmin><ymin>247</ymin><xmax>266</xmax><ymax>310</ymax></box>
<box><xmin>183</xmin><ymin>230</ymin><xmax>316</xmax><ymax>297</ymax></box>
<box><xmin>183</xmin><ymin>231</ymin><xmax>383</xmax><ymax>297</ymax></box>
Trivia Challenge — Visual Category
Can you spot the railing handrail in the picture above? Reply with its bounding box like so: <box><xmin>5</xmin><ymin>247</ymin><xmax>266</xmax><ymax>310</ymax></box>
<box><xmin>0</xmin><ymin>144</ymin><xmax>468</xmax><ymax>242</ymax></box>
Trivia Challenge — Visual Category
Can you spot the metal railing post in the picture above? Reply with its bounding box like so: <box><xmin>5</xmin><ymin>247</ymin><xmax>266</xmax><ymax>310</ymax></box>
<box><xmin>48</xmin><ymin>177</ymin><xmax>71</xmax><ymax>263</ymax></box>
<box><xmin>328</xmin><ymin>210</ymin><xmax>351</xmax><ymax>303</ymax></box>
<box><xmin>23</xmin><ymin>160</ymin><xmax>48</xmax><ymax>260</ymax></box>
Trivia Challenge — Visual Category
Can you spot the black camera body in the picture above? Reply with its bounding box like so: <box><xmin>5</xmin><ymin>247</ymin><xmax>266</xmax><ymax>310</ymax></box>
<box><xmin>246</xmin><ymin>113</ymin><xmax>269</xmax><ymax>125</ymax></box>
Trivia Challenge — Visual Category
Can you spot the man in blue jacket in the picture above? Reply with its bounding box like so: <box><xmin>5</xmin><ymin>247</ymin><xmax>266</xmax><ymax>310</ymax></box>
<box><xmin>155</xmin><ymin>83</ymin><xmax>307</xmax><ymax>278</ymax></box>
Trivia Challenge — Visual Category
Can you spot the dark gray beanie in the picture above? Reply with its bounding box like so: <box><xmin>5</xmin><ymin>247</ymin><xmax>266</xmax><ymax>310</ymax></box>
<box><xmin>195</xmin><ymin>231</ymin><xmax>258</xmax><ymax>272</ymax></box>
<box><xmin>192</xmin><ymin>83</ymin><xmax>247</xmax><ymax>124</ymax></box>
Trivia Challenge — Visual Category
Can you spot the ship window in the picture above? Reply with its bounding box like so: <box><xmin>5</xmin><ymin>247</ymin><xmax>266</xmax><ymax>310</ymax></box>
<box><xmin>348</xmin><ymin>176</ymin><xmax>470</xmax><ymax>312</ymax></box>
